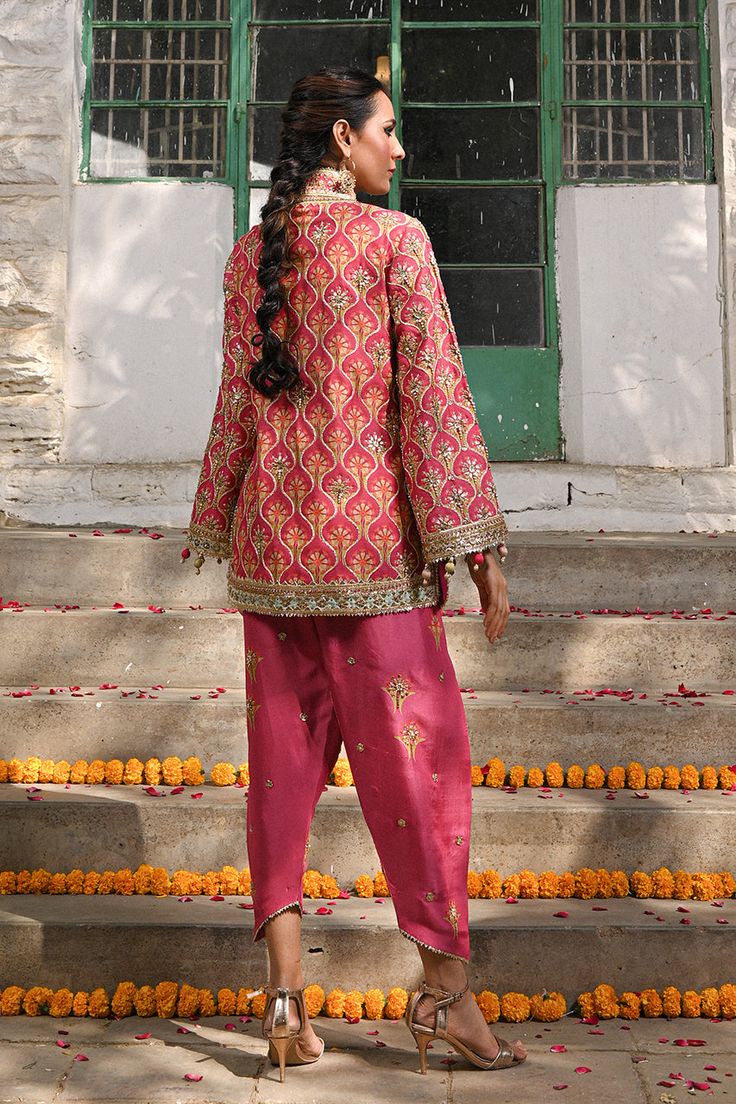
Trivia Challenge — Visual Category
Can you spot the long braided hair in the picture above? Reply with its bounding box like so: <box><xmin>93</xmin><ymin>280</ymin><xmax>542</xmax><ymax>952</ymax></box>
<box><xmin>249</xmin><ymin>67</ymin><xmax>386</xmax><ymax>399</ymax></box>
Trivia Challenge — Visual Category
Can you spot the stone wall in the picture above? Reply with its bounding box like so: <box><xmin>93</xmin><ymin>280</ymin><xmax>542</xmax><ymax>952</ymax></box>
<box><xmin>715</xmin><ymin>1</ymin><xmax>736</xmax><ymax>465</ymax></box>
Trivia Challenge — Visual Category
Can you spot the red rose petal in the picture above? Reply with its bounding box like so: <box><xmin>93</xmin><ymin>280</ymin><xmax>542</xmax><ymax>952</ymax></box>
<box><xmin>177</xmin><ymin>1027</ymin><xmax>190</xmax><ymax>1034</ymax></box>
<box><xmin>170</xmin><ymin>786</ymin><xmax>184</xmax><ymax>795</ymax></box>
<box><xmin>581</xmin><ymin>1015</ymin><xmax>599</xmax><ymax>1025</ymax></box>
<box><xmin>73</xmin><ymin>1054</ymin><xmax>89</xmax><ymax>1061</ymax></box>
<box><xmin>134</xmin><ymin>1032</ymin><xmax>153</xmax><ymax>1039</ymax></box>
<box><xmin>704</xmin><ymin>1065</ymin><xmax>717</xmax><ymax>1070</ymax></box>
<box><xmin>550</xmin><ymin>1044</ymin><xmax>567</xmax><ymax>1053</ymax></box>
<box><xmin>346</xmin><ymin>1016</ymin><xmax>360</xmax><ymax>1024</ymax></box>
<box><xmin>191</xmin><ymin>792</ymin><xmax>204</xmax><ymax>798</ymax></box>
<box><xmin>687</xmin><ymin>1082</ymin><xmax>711</xmax><ymax>1091</ymax></box>
<box><xmin>184</xmin><ymin>1073</ymin><xmax>203</xmax><ymax>1082</ymax></box>
<box><xmin>588</xmin><ymin>1030</ymin><xmax>605</xmax><ymax>1035</ymax></box>
<box><xmin>658</xmin><ymin>1081</ymin><xmax>676</xmax><ymax>1088</ymax></box>
<box><xmin>367</xmin><ymin>1030</ymin><xmax>380</xmax><ymax>1035</ymax></box>
<box><xmin>676</xmin><ymin>906</ymin><xmax>691</xmax><ymax>913</ymax></box>
<box><xmin>658</xmin><ymin>1037</ymin><xmax>670</xmax><ymax>1043</ymax></box>
<box><xmin>55</xmin><ymin>1039</ymin><xmax>70</xmax><ymax>1048</ymax></box>
<box><xmin>209</xmin><ymin>895</ymin><xmax>225</xmax><ymax>902</ymax></box>
<box><xmin>553</xmin><ymin>1084</ymin><xmax>568</xmax><ymax>1090</ymax></box>
<box><xmin>553</xmin><ymin>911</ymin><xmax>569</xmax><ymax>918</ymax></box>
<box><xmin>575</xmin><ymin>1066</ymin><xmax>592</xmax><ymax>1074</ymax></box>
<box><xmin>375</xmin><ymin>1039</ymin><xmax>386</xmax><ymax>1047</ymax></box>
<box><xmin>224</xmin><ymin>1023</ymin><xmax>236</xmax><ymax>1030</ymax></box>
<box><xmin>687</xmin><ymin>1040</ymin><xmax>707</xmax><ymax>1047</ymax></box>
<box><xmin>315</xmin><ymin>906</ymin><xmax>333</xmax><ymax>915</ymax></box>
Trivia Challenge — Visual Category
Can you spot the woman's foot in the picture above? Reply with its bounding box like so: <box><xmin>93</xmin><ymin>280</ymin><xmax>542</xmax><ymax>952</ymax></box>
<box><xmin>412</xmin><ymin>988</ymin><xmax>527</xmax><ymax>1064</ymax></box>
<box><xmin>262</xmin><ymin>992</ymin><xmax>323</xmax><ymax>1059</ymax></box>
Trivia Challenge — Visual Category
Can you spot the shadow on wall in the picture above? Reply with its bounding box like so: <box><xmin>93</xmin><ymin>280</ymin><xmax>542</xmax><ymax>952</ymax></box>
<box><xmin>64</xmin><ymin>179</ymin><xmax>234</xmax><ymax>466</ymax></box>
<box><xmin>557</xmin><ymin>183</ymin><xmax>724</xmax><ymax>469</ymax></box>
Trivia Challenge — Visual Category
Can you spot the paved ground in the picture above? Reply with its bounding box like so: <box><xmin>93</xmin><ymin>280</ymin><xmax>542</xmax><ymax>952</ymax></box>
<box><xmin>1</xmin><ymin>1012</ymin><xmax>734</xmax><ymax>1103</ymax></box>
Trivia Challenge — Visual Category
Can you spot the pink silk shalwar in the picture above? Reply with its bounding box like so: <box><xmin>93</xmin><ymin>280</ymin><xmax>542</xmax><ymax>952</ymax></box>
<box><xmin>242</xmin><ymin>601</ymin><xmax>472</xmax><ymax>961</ymax></box>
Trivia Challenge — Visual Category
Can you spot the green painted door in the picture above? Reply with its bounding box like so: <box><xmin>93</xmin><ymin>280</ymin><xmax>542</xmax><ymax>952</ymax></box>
<box><xmin>231</xmin><ymin>0</ymin><xmax>563</xmax><ymax>461</ymax></box>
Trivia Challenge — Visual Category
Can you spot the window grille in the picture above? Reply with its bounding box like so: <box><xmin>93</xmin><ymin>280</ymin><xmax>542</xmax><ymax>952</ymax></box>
<box><xmin>562</xmin><ymin>0</ymin><xmax>711</xmax><ymax>180</ymax></box>
<box><xmin>82</xmin><ymin>0</ymin><xmax>231</xmax><ymax>180</ymax></box>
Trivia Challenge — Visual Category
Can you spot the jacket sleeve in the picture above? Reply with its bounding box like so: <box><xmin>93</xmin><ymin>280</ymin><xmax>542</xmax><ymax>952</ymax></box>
<box><xmin>185</xmin><ymin>239</ymin><xmax>256</xmax><ymax>564</ymax></box>
<box><xmin>386</xmin><ymin>215</ymin><xmax>509</xmax><ymax>565</ymax></box>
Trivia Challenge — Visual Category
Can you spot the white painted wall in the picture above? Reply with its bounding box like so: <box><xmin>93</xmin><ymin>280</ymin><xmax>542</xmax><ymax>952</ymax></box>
<box><xmin>557</xmin><ymin>183</ymin><xmax>725</xmax><ymax>468</ymax></box>
<box><xmin>64</xmin><ymin>181</ymin><xmax>234</xmax><ymax>464</ymax></box>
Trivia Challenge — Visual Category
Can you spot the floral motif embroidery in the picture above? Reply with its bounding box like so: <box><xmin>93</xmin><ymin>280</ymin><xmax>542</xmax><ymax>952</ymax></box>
<box><xmin>244</xmin><ymin>648</ymin><xmax>262</xmax><ymax>681</ymax></box>
<box><xmin>246</xmin><ymin>697</ymin><xmax>260</xmax><ymax>725</ymax></box>
<box><xmin>394</xmin><ymin>721</ymin><xmax>426</xmax><ymax>761</ymax></box>
<box><xmin>429</xmin><ymin>613</ymin><xmax>443</xmax><ymax>650</ymax></box>
<box><xmin>382</xmin><ymin>674</ymin><xmax>415</xmax><ymax>712</ymax></box>
<box><xmin>446</xmin><ymin>899</ymin><xmax>459</xmax><ymax>939</ymax></box>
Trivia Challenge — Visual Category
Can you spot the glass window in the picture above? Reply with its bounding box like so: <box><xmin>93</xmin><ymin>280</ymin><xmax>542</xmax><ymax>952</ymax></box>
<box><xmin>403</xmin><ymin>28</ymin><xmax>538</xmax><ymax>103</ymax></box>
<box><xmin>402</xmin><ymin>107</ymin><xmax>539</xmax><ymax>180</ymax></box>
<box><xmin>440</xmin><ymin>268</ymin><xmax>544</xmax><ymax>346</ymax></box>
<box><xmin>402</xmin><ymin>0</ymin><xmax>538</xmax><ymax>19</ymax></box>
<box><xmin>401</xmin><ymin>187</ymin><xmax>542</xmax><ymax>265</ymax></box>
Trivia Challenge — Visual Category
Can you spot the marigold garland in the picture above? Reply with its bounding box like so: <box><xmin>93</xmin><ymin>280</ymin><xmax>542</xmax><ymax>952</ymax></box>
<box><xmin>2</xmin><ymin>755</ymin><xmax>734</xmax><ymax>790</ymax></box>
<box><xmin>3</xmin><ymin>981</ymin><xmax>733</xmax><ymax>1021</ymax></box>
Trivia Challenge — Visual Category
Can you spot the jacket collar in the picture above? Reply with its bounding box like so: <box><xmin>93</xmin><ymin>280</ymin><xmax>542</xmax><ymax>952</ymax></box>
<box><xmin>299</xmin><ymin>165</ymin><xmax>357</xmax><ymax>201</ymax></box>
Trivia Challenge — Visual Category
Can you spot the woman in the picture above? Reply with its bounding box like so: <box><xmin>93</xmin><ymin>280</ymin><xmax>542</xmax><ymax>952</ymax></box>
<box><xmin>184</xmin><ymin>67</ymin><xmax>527</xmax><ymax>1081</ymax></box>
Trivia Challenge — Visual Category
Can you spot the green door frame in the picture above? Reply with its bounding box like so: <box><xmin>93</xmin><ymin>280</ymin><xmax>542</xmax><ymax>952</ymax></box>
<box><xmin>230</xmin><ymin>0</ymin><xmax>564</xmax><ymax>461</ymax></box>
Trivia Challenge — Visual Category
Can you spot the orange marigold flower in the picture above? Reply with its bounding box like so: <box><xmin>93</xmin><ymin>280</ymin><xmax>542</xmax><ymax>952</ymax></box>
<box><xmin>161</xmin><ymin>756</ymin><xmax>183</xmax><ymax>786</ymax></box>
<box><xmin>320</xmin><ymin>874</ymin><xmax>340</xmax><ymax>899</ymax></box>
<box><xmin>0</xmin><ymin>760</ymin><xmax>7</xmax><ymax>783</ymax></box>
<box><xmin>155</xmin><ymin>981</ymin><xmax>178</xmax><ymax>1018</ymax></box>
<box><xmin>134</xmin><ymin>864</ymin><xmax>154</xmax><ymax>895</ymax></box>
<box><xmin>618</xmin><ymin>992</ymin><xmax>641</xmax><ymax>1020</ymax></box>
<box><xmin>719</xmin><ymin>871</ymin><xmax>736</xmax><ymax>897</ymax></box>
<box><xmin>384</xmin><ymin>987</ymin><xmax>409</xmax><ymax>1019</ymax></box>
<box><xmin>202</xmin><ymin>871</ymin><xmax>221</xmax><ymax>896</ymax></box>
<box><xmin>87</xmin><ymin>759</ymin><xmax>106</xmax><ymax>784</ymax></box>
<box><xmin>471</xmin><ymin>765</ymin><xmax>484</xmax><ymax>786</ymax></box>
<box><xmin>236</xmin><ymin>988</ymin><xmax>252</xmax><ymax>1015</ymax></box>
<box><xmin>502</xmin><ymin>874</ymin><xmax>521</xmax><ymax>899</ymax></box>
<box><xmin>701</xmin><ymin>766</ymin><xmax>718</xmax><ymax>790</ymax></box>
<box><xmin>508</xmin><ymin>765</ymin><xmax>526</xmax><ymax>788</ymax></box>
<box><xmin>530</xmin><ymin>991</ymin><xmax>566</xmax><ymax>1022</ymax></box>
<box><xmin>577</xmin><ymin>992</ymin><xmax>595</xmax><ymax>1018</ymax></box>
<box><xmin>355</xmin><ymin>874</ymin><xmax>374</xmax><ymax>898</ymax></box>
<box><xmin>538</xmin><ymin>871</ymin><xmax>559</xmax><ymax>899</ymax></box>
<box><xmin>69</xmin><ymin>759</ymin><xmax>88</xmax><ymax>784</ymax></box>
<box><xmin>105</xmin><ymin>759</ymin><xmax>124</xmax><ymax>785</ymax></box>
<box><xmin>49</xmin><ymin>873</ymin><xmax>67</xmax><ymax>894</ymax></box>
<box><xmin>49</xmin><ymin>988</ymin><xmax>74</xmax><ymax>1017</ymax></box>
<box><xmin>710</xmin><ymin>873</ymin><xmax>726</xmax><ymax>899</ymax></box>
<box><xmin>304</xmin><ymin>984</ymin><xmax>326</xmax><ymax>1018</ymax></box>
<box><xmin>607</xmin><ymin>766</ymin><xmax>626</xmax><ymax>790</ymax></box>
<box><xmin>0</xmin><ymin>871</ymin><xmax>17</xmax><ymax>894</ymax></box>
<box><xmin>373</xmin><ymin>871</ymin><xmax>389</xmax><ymax>897</ymax></box>
<box><xmin>66</xmin><ymin>870</ymin><xmax>84</xmax><ymax>895</ymax></box>
<box><xmin>217</xmin><ymin>988</ymin><xmax>237</xmax><ymax>1016</ymax></box>
<box><xmin>38</xmin><ymin>758</ymin><xmax>55</xmax><ymax>783</ymax></box>
<box><xmin>324</xmin><ymin>988</ymin><xmax>346</xmax><ymax>1018</ymax></box>
<box><xmin>630</xmin><ymin>871</ymin><xmax>653</xmax><ymax>898</ymax></box>
<box><xmin>111</xmin><ymin>982</ymin><xmax>137</xmax><ymax>1018</ymax></box>
<box><xmin>16</xmin><ymin>870</ymin><xmax>31</xmax><ymax>894</ymax></box>
<box><xmin>500</xmin><ymin>992</ymin><xmax>530</xmax><ymax>1023</ymax></box>
<box><xmin>639</xmin><ymin>988</ymin><xmax>663</xmax><ymax>1017</ymax></box>
<box><xmin>646</xmin><ymin>766</ymin><xmax>664</xmax><ymax>789</ymax></box>
<box><xmin>219</xmin><ymin>866</ymin><xmax>240</xmax><ymax>896</ymax></box>
<box><xmin>680</xmin><ymin>764</ymin><xmax>700</xmax><ymax>790</ymax></box>
<box><xmin>89</xmin><ymin>987</ymin><xmax>110</xmax><ymax>1018</ymax></box>
<box><xmin>134</xmin><ymin>989</ymin><xmax>156</xmax><ymax>1011</ymax></box>
<box><xmin>198</xmin><ymin>988</ymin><xmax>217</xmax><ymax>1016</ymax></box>
<box><xmin>29</xmin><ymin>869</ymin><xmax>52</xmax><ymax>894</ymax></box>
<box><xmin>651</xmin><ymin>867</ymin><xmax>674</xmax><ymax>899</ymax></box>
<box><xmin>593</xmin><ymin>983</ymin><xmax>618</xmax><ymax>1019</ymax></box>
<box><xmin>484</xmin><ymin>757</ymin><xmax>505</xmax><ymax>788</ymax></box>
<box><xmin>238</xmin><ymin>868</ymin><xmax>252</xmax><ymax>896</ymax></box>
<box><xmin>585</xmin><ymin>764</ymin><xmax>606</xmax><ymax>789</ymax></box>
<box><xmin>182</xmin><ymin>756</ymin><xmax>205</xmax><ymax>785</ymax></box>
<box><xmin>72</xmin><ymin>991</ymin><xmax>90</xmax><ymax>1017</ymax></box>
<box><xmin>719</xmin><ymin>765</ymin><xmax>736</xmax><ymax>788</ymax></box>
<box><xmin>625</xmin><ymin>761</ymin><xmax>646</xmax><ymax>790</ymax></box>
<box><xmin>661</xmin><ymin>986</ymin><xmax>681</xmax><ymax>1018</ymax></box>
<box><xmin>575</xmin><ymin>868</ymin><xmax>598</xmax><ymax>900</ymax></box>
<box><xmin>123</xmin><ymin>758</ymin><xmax>144</xmax><ymax>785</ymax></box>
<box><xmin>691</xmin><ymin>873</ymin><xmax>715</xmax><ymax>901</ymax></box>
<box><xmin>236</xmin><ymin>762</ymin><xmax>250</xmax><ymax>786</ymax></box>
<box><xmin>527</xmin><ymin>767</ymin><xmax>544</xmax><ymax>788</ymax></box>
<box><xmin>566</xmin><ymin>765</ymin><xmax>584</xmax><ymax>788</ymax></box>
<box><xmin>1</xmin><ymin>986</ymin><xmax>25</xmax><ymax>1015</ymax></box>
<box><xmin>177</xmin><ymin>984</ymin><xmax>199</xmax><ymax>1017</ymax></box>
<box><xmin>331</xmin><ymin>757</ymin><xmax>354</xmax><ymax>787</ymax></box>
<box><xmin>595</xmin><ymin>869</ymin><xmax>613</xmax><ymax>899</ymax></box>
<box><xmin>467</xmin><ymin>871</ymin><xmax>482</xmax><ymax>898</ymax></box>
<box><xmin>545</xmin><ymin>762</ymin><xmax>565</xmax><ymax>788</ymax></box>
<box><xmin>52</xmin><ymin>760</ymin><xmax>71</xmax><ymax>784</ymax></box>
<box><xmin>700</xmin><ymin>987</ymin><xmax>720</xmax><ymax>1018</ymax></box>
<box><xmin>83</xmin><ymin>872</ymin><xmax>100</xmax><ymax>896</ymax></box>
<box><xmin>363</xmin><ymin>988</ymin><xmax>385</xmax><ymax>1020</ymax></box>
<box><xmin>672</xmin><ymin>870</ymin><xmax>693</xmax><ymax>900</ymax></box>
<box><xmin>211</xmin><ymin>761</ymin><xmax>236</xmax><ymax>786</ymax></box>
<box><xmin>23</xmin><ymin>756</ymin><xmax>41</xmax><ymax>784</ymax></box>
<box><xmin>151</xmin><ymin>868</ymin><xmax>171</xmax><ymax>897</ymax></box>
<box><xmin>517</xmin><ymin>870</ymin><xmax>539</xmax><ymax>899</ymax></box>
<box><xmin>610</xmin><ymin>871</ymin><xmax>630</xmax><ymax>898</ymax></box>
<box><xmin>557</xmin><ymin>872</ymin><xmax>576</xmax><ymax>898</ymax></box>
<box><xmin>343</xmin><ymin>990</ymin><xmax>364</xmax><ymax>1020</ymax></box>
<box><xmin>681</xmin><ymin>990</ymin><xmax>701</xmax><ymax>1017</ymax></box>
<box><xmin>189</xmin><ymin>873</ymin><xmax>204</xmax><ymax>895</ymax></box>
<box><xmin>169</xmin><ymin>870</ymin><xmax>191</xmax><ymax>897</ymax></box>
<box><xmin>718</xmin><ymin>983</ymin><xmax>736</xmax><ymax>1020</ymax></box>
<box><xmin>476</xmin><ymin>990</ymin><xmax>500</xmax><ymax>1023</ymax></box>
<box><xmin>303</xmin><ymin>869</ymin><xmax>322</xmax><ymax>899</ymax></box>
<box><xmin>7</xmin><ymin>758</ymin><xmax>24</xmax><ymax>783</ymax></box>
<box><xmin>479</xmin><ymin>870</ymin><xmax>502</xmax><ymax>898</ymax></box>
<box><xmin>144</xmin><ymin>758</ymin><xmax>162</xmax><ymax>785</ymax></box>
<box><xmin>663</xmin><ymin>765</ymin><xmax>681</xmax><ymax>789</ymax></box>
<box><xmin>250</xmin><ymin>991</ymin><xmax>267</xmax><ymax>1018</ymax></box>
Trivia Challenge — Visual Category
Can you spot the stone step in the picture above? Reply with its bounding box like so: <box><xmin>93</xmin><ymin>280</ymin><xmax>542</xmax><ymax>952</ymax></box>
<box><xmin>3</xmin><ymin>527</ymin><xmax>736</xmax><ymax>610</ymax></box>
<box><xmin>1</xmin><ymin>607</ymin><xmax>734</xmax><ymax>688</ymax></box>
<box><xmin>1</xmin><ymin>893</ymin><xmax>732</xmax><ymax>996</ymax></box>
<box><xmin>2</xmin><ymin>784</ymin><xmax>734</xmax><ymax>877</ymax></box>
<box><xmin>3</xmin><ymin>684</ymin><xmax>736</xmax><ymax>766</ymax></box>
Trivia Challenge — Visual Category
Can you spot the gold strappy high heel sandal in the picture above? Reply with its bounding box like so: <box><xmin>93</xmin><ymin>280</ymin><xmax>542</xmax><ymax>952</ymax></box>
<box><xmin>258</xmin><ymin>984</ymin><xmax>325</xmax><ymax>1083</ymax></box>
<box><xmin>405</xmin><ymin>979</ymin><xmax>527</xmax><ymax>1074</ymax></box>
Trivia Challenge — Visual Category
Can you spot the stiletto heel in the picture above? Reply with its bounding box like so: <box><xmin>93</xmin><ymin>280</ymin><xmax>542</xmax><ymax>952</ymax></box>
<box><xmin>405</xmin><ymin>979</ymin><xmax>527</xmax><ymax>1074</ymax></box>
<box><xmin>255</xmin><ymin>984</ymin><xmax>325</xmax><ymax>1082</ymax></box>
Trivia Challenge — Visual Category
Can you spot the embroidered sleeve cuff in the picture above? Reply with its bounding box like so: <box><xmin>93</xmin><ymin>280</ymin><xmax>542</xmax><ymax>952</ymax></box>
<box><xmin>185</xmin><ymin>522</ymin><xmax>233</xmax><ymax>562</ymax></box>
<box><xmin>420</xmin><ymin>513</ymin><xmax>509</xmax><ymax>565</ymax></box>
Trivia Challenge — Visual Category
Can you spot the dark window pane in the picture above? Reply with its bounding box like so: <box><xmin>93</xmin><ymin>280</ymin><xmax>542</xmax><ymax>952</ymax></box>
<box><xmin>564</xmin><ymin>0</ymin><xmax>697</xmax><ymax>21</ymax></box>
<box><xmin>401</xmin><ymin>187</ymin><xmax>541</xmax><ymax>264</ymax></box>
<box><xmin>249</xmin><ymin>105</ymin><xmax>282</xmax><ymax>180</ymax></box>
<box><xmin>403</xmin><ymin>0</ymin><xmax>538</xmax><ymax>19</ymax></box>
<box><xmin>441</xmin><ymin>268</ymin><xmax>544</xmax><ymax>346</ymax></box>
<box><xmin>402</xmin><ymin>107</ymin><xmax>539</xmax><ymax>180</ymax></box>
<box><xmin>92</xmin><ymin>27</ymin><xmax>229</xmax><ymax>101</ymax></box>
<box><xmin>251</xmin><ymin>26</ymin><xmax>389</xmax><ymax>102</ymax></box>
<box><xmin>564</xmin><ymin>28</ymin><xmax>699</xmax><ymax>102</ymax></box>
<box><xmin>94</xmin><ymin>0</ymin><xmax>230</xmax><ymax>18</ymax></box>
<box><xmin>563</xmin><ymin>104</ymin><xmax>704</xmax><ymax>178</ymax></box>
<box><xmin>90</xmin><ymin>105</ymin><xmax>226</xmax><ymax>176</ymax></box>
<box><xmin>254</xmin><ymin>0</ymin><xmax>387</xmax><ymax>15</ymax></box>
<box><xmin>404</xmin><ymin>28</ymin><xmax>538</xmax><ymax>103</ymax></box>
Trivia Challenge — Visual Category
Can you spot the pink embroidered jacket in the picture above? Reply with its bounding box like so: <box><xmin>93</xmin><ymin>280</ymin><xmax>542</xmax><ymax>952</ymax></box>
<box><xmin>186</xmin><ymin>166</ymin><xmax>508</xmax><ymax>616</ymax></box>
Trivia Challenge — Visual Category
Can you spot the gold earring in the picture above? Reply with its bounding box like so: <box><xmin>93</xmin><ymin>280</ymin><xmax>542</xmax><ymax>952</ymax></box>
<box><xmin>337</xmin><ymin>153</ymin><xmax>357</xmax><ymax>193</ymax></box>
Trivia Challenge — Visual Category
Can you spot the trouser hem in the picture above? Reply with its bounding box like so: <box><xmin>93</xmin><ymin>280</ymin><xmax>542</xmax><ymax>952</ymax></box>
<box><xmin>253</xmin><ymin>900</ymin><xmax>303</xmax><ymax>943</ymax></box>
<box><xmin>399</xmin><ymin>925</ymin><xmax>469</xmax><ymax>963</ymax></box>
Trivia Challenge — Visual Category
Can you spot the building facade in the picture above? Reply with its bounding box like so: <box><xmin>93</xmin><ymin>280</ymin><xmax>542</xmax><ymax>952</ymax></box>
<box><xmin>1</xmin><ymin>0</ymin><xmax>735</xmax><ymax>531</ymax></box>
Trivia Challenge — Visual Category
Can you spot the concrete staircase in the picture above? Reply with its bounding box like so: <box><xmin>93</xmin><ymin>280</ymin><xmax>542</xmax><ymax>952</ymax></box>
<box><xmin>1</xmin><ymin>527</ymin><xmax>735</xmax><ymax>999</ymax></box>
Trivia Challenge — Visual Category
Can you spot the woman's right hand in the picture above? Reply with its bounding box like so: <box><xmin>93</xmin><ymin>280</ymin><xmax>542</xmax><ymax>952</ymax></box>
<box><xmin>466</xmin><ymin>551</ymin><xmax>509</xmax><ymax>645</ymax></box>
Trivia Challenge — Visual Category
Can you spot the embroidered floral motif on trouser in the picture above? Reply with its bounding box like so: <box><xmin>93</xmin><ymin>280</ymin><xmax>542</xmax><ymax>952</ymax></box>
<box><xmin>241</xmin><ymin>604</ymin><xmax>472</xmax><ymax>961</ymax></box>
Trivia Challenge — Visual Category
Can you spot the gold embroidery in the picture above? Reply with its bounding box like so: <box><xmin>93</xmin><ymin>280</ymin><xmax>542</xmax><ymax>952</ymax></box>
<box><xmin>226</xmin><ymin>567</ymin><xmax>443</xmax><ymax>617</ymax></box>
<box><xmin>244</xmin><ymin>649</ymin><xmax>262</xmax><ymax>681</ymax></box>
<box><xmin>446</xmin><ymin>899</ymin><xmax>459</xmax><ymax>939</ymax></box>
<box><xmin>395</xmin><ymin>721</ymin><xmax>426</xmax><ymax>761</ymax></box>
<box><xmin>382</xmin><ymin>674</ymin><xmax>415</xmax><ymax>712</ymax></box>
<box><xmin>246</xmin><ymin>697</ymin><xmax>260</xmax><ymax>725</ymax></box>
<box><xmin>421</xmin><ymin>515</ymin><xmax>509</xmax><ymax>564</ymax></box>
<box><xmin>429</xmin><ymin>613</ymin><xmax>442</xmax><ymax>650</ymax></box>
